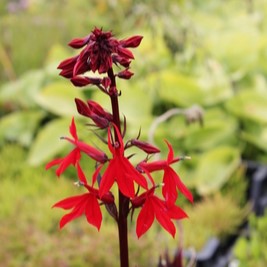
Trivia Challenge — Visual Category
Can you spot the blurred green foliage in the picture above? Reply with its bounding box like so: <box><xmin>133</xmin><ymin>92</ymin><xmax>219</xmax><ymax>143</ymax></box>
<box><xmin>234</xmin><ymin>212</ymin><xmax>267</xmax><ymax>267</ymax></box>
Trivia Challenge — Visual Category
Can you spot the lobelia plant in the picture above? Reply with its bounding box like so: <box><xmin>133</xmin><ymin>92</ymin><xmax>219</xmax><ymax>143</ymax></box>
<box><xmin>46</xmin><ymin>27</ymin><xmax>193</xmax><ymax>267</ymax></box>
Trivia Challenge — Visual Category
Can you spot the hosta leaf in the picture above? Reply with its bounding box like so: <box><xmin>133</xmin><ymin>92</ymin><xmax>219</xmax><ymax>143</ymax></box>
<box><xmin>225</xmin><ymin>90</ymin><xmax>267</xmax><ymax>124</ymax></box>
<box><xmin>194</xmin><ymin>146</ymin><xmax>240</xmax><ymax>195</ymax></box>
<box><xmin>34</xmin><ymin>82</ymin><xmax>84</xmax><ymax>116</ymax></box>
<box><xmin>0</xmin><ymin>110</ymin><xmax>44</xmax><ymax>146</ymax></box>
<box><xmin>241</xmin><ymin>127</ymin><xmax>267</xmax><ymax>152</ymax></box>
<box><xmin>0</xmin><ymin>70</ymin><xmax>45</xmax><ymax>108</ymax></box>
<box><xmin>28</xmin><ymin>118</ymin><xmax>70</xmax><ymax>166</ymax></box>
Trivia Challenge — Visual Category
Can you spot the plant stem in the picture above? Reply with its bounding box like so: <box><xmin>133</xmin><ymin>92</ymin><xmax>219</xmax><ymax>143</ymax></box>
<box><xmin>108</xmin><ymin>68</ymin><xmax>130</xmax><ymax>267</ymax></box>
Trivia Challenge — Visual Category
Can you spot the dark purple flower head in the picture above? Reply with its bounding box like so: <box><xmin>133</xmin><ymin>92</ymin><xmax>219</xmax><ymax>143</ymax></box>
<box><xmin>58</xmin><ymin>27</ymin><xmax>143</xmax><ymax>83</ymax></box>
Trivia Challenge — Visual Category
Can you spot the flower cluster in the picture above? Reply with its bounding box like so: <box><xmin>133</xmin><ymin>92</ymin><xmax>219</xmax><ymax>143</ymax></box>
<box><xmin>47</xmin><ymin>27</ymin><xmax>193</xmax><ymax>238</ymax></box>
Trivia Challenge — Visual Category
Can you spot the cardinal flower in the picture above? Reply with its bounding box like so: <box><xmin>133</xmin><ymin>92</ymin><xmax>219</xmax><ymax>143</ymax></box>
<box><xmin>138</xmin><ymin>141</ymin><xmax>193</xmax><ymax>205</ymax></box>
<box><xmin>99</xmin><ymin>124</ymin><xmax>148</xmax><ymax>199</ymax></box>
<box><xmin>53</xmin><ymin>163</ymin><xmax>114</xmax><ymax>230</ymax></box>
<box><xmin>46</xmin><ymin>117</ymin><xmax>108</xmax><ymax>176</ymax></box>
<box><xmin>131</xmin><ymin>187</ymin><xmax>188</xmax><ymax>238</ymax></box>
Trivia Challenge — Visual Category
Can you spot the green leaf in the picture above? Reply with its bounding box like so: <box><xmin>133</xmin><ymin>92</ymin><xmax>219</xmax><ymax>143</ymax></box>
<box><xmin>194</xmin><ymin>146</ymin><xmax>240</xmax><ymax>195</ymax></box>
<box><xmin>184</xmin><ymin>108</ymin><xmax>238</xmax><ymax>151</ymax></box>
<box><xmin>0</xmin><ymin>70</ymin><xmax>45</xmax><ymax>108</ymax></box>
<box><xmin>28</xmin><ymin>118</ymin><xmax>71</xmax><ymax>166</ymax></box>
<box><xmin>34</xmin><ymin>82</ymin><xmax>84</xmax><ymax>116</ymax></box>
<box><xmin>225</xmin><ymin>90</ymin><xmax>267</xmax><ymax>124</ymax></box>
<box><xmin>0</xmin><ymin>110</ymin><xmax>44</xmax><ymax>146</ymax></box>
<box><xmin>241</xmin><ymin>127</ymin><xmax>267</xmax><ymax>153</ymax></box>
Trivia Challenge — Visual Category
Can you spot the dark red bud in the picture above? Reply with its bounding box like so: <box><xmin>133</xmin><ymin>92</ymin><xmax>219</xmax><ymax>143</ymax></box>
<box><xmin>117</xmin><ymin>69</ymin><xmax>134</xmax><ymax>80</ymax></box>
<box><xmin>131</xmin><ymin>139</ymin><xmax>160</xmax><ymax>154</ymax></box>
<box><xmin>121</xmin><ymin>35</ymin><xmax>143</xmax><ymax>48</ymax></box>
<box><xmin>68</xmin><ymin>36</ymin><xmax>90</xmax><ymax>49</ymax></box>
<box><xmin>71</xmin><ymin>76</ymin><xmax>101</xmax><ymax>87</ymax></box>
<box><xmin>75</xmin><ymin>98</ymin><xmax>91</xmax><ymax>117</ymax></box>
<box><xmin>88</xmin><ymin>100</ymin><xmax>113</xmax><ymax>121</ymax></box>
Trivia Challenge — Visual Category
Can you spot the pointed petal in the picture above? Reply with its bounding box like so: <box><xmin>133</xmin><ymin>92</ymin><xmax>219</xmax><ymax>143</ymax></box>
<box><xmin>136</xmin><ymin>198</ymin><xmax>154</xmax><ymax>238</ymax></box>
<box><xmin>99</xmin><ymin>161</ymin><xmax>116</xmax><ymax>198</ymax></box>
<box><xmin>45</xmin><ymin>158</ymin><xmax>63</xmax><ymax>170</ymax></box>
<box><xmin>165</xmin><ymin>140</ymin><xmax>174</xmax><ymax>163</ymax></box>
<box><xmin>167</xmin><ymin>205</ymin><xmax>188</xmax><ymax>220</ymax></box>
<box><xmin>173</xmin><ymin>169</ymin><xmax>193</xmax><ymax>203</ymax></box>
<box><xmin>92</xmin><ymin>164</ymin><xmax>103</xmax><ymax>186</ymax></box>
<box><xmin>152</xmin><ymin>197</ymin><xmax>176</xmax><ymax>237</ymax></box>
<box><xmin>53</xmin><ymin>193</ymin><xmax>88</xmax><ymax>210</ymax></box>
<box><xmin>59</xmin><ymin>202</ymin><xmax>86</xmax><ymax>229</ymax></box>
<box><xmin>85</xmin><ymin>194</ymin><xmax>102</xmax><ymax>230</ymax></box>
<box><xmin>115</xmin><ymin>159</ymin><xmax>136</xmax><ymax>198</ymax></box>
<box><xmin>162</xmin><ymin>168</ymin><xmax>178</xmax><ymax>204</ymax></box>
<box><xmin>55</xmin><ymin>148</ymin><xmax>81</xmax><ymax>176</ymax></box>
<box><xmin>77</xmin><ymin>163</ymin><xmax>88</xmax><ymax>185</ymax></box>
<box><xmin>123</xmin><ymin>159</ymin><xmax>148</xmax><ymax>190</ymax></box>
<box><xmin>69</xmin><ymin>117</ymin><xmax>78</xmax><ymax>141</ymax></box>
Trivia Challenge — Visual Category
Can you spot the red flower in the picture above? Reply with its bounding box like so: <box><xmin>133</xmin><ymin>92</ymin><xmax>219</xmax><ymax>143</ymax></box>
<box><xmin>138</xmin><ymin>141</ymin><xmax>193</xmax><ymax>204</ymax></box>
<box><xmin>46</xmin><ymin>118</ymin><xmax>108</xmax><ymax>176</ymax></box>
<box><xmin>53</xmin><ymin>164</ymin><xmax>114</xmax><ymax>230</ymax></box>
<box><xmin>132</xmin><ymin>188</ymin><xmax>187</xmax><ymax>238</ymax></box>
<box><xmin>45</xmin><ymin>147</ymin><xmax>81</xmax><ymax>177</ymax></box>
<box><xmin>62</xmin><ymin>117</ymin><xmax>108</xmax><ymax>163</ymax></box>
<box><xmin>54</xmin><ymin>192</ymin><xmax>102</xmax><ymax>230</ymax></box>
<box><xmin>99</xmin><ymin>124</ymin><xmax>148</xmax><ymax>199</ymax></box>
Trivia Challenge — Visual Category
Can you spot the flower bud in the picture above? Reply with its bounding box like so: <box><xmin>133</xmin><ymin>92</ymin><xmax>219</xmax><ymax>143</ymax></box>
<box><xmin>117</xmin><ymin>69</ymin><xmax>134</xmax><ymax>80</ymax></box>
<box><xmin>131</xmin><ymin>139</ymin><xmax>160</xmax><ymax>154</ymax></box>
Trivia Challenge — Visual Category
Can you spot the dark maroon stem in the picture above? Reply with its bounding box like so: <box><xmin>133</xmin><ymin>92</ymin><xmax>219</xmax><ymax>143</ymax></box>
<box><xmin>108</xmin><ymin>68</ymin><xmax>130</xmax><ymax>267</ymax></box>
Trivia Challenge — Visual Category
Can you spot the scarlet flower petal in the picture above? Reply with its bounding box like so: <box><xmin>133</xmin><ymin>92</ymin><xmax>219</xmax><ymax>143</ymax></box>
<box><xmin>167</xmin><ymin>205</ymin><xmax>188</xmax><ymax>220</ymax></box>
<box><xmin>53</xmin><ymin>193</ymin><xmax>88</xmax><ymax>210</ymax></box>
<box><xmin>59</xmin><ymin>203</ymin><xmax>86</xmax><ymax>229</ymax></box>
<box><xmin>136</xmin><ymin>198</ymin><xmax>155</xmax><ymax>238</ymax></box>
<box><xmin>85</xmin><ymin>194</ymin><xmax>102</xmax><ymax>230</ymax></box>
<box><xmin>165</xmin><ymin>140</ymin><xmax>174</xmax><ymax>163</ymax></box>
<box><xmin>45</xmin><ymin>158</ymin><xmax>63</xmax><ymax>170</ymax></box>
<box><xmin>162</xmin><ymin>168</ymin><xmax>178</xmax><ymax>204</ymax></box>
<box><xmin>55</xmin><ymin>148</ymin><xmax>81</xmax><ymax>177</ymax></box>
<box><xmin>76</xmin><ymin>163</ymin><xmax>88</xmax><ymax>185</ymax></box>
<box><xmin>152</xmin><ymin>197</ymin><xmax>176</xmax><ymax>237</ymax></box>
<box><xmin>99</xmin><ymin>162</ymin><xmax>116</xmax><ymax>198</ymax></box>
<box><xmin>69</xmin><ymin>117</ymin><xmax>78</xmax><ymax>141</ymax></box>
